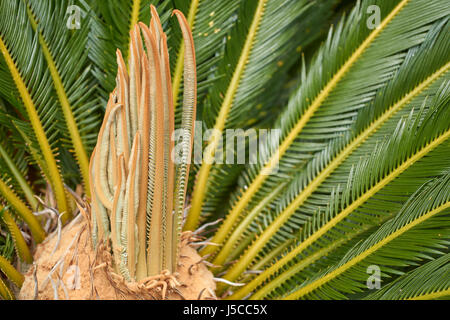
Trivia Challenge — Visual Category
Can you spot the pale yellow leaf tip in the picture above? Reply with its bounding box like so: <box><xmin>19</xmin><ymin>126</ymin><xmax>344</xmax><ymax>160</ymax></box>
<box><xmin>150</xmin><ymin>5</ymin><xmax>163</xmax><ymax>31</ymax></box>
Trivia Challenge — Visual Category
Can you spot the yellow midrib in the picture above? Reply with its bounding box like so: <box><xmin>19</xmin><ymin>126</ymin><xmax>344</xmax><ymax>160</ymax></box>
<box><xmin>203</xmin><ymin>0</ymin><xmax>410</xmax><ymax>253</ymax></box>
<box><xmin>215</xmin><ymin>62</ymin><xmax>449</xmax><ymax>263</ymax></box>
<box><xmin>212</xmin><ymin>182</ymin><xmax>286</xmax><ymax>264</ymax></box>
<box><xmin>124</xmin><ymin>0</ymin><xmax>141</xmax><ymax>66</ymax></box>
<box><xmin>223</xmin><ymin>127</ymin><xmax>450</xmax><ymax>283</ymax></box>
<box><xmin>0</xmin><ymin>35</ymin><xmax>69</xmax><ymax>221</ymax></box>
<box><xmin>0</xmin><ymin>143</ymin><xmax>37</xmax><ymax>209</ymax></box>
<box><xmin>0</xmin><ymin>178</ymin><xmax>45</xmax><ymax>242</ymax></box>
<box><xmin>245</xmin><ymin>219</ymin><xmax>381</xmax><ymax>300</ymax></box>
<box><xmin>409</xmin><ymin>288</ymin><xmax>450</xmax><ymax>300</ymax></box>
<box><xmin>0</xmin><ymin>277</ymin><xmax>14</xmax><ymax>300</ymax></box>
<box><xmin>285</xmin><ymin>201</ymin><xmax>450</xmax><ymax>300</ymax></box>
<box><xmin>40</xmin><ymin>37</ymin><xmax>90</xmax><ymax>196</ymax></box>
<box><xmin>186</xmin><ymin>0</ymin><xmax>268</xmax><ymax>231</ymax></box>
<box><xmin>1</xmin><ymin>209</ymin><xmax>33</xmax><ymax>264</ymax></box>
<box><xmin>27</xmin><ymin>11</ymin><xmax>91</xmax><ymax>196</ymax></box>
<box><xmin>249</xmin><ymin>238</ymin><xmax>345</xmax><ymax>300</ymax></box>
<box><xmin>24</xmin><ymin>1</ymin><xmax>90</xmax><ymax>195</ymax></box>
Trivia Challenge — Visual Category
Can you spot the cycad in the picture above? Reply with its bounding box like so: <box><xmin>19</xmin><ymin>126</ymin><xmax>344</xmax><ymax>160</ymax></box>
<box><xmin>245</xmin><ymin>86</ymin><xmax>450</xmax><ymax>299</ymax></box>
<box><xmin>186</xmin><ymin>0</ymin><xmax>339</xmax><ymax>228</ymax></box>
<box><xmin>0</xmin><ymin>0</ymin><xmax>449</xmax><ymax>300</ymax></box>
<box><xmin>0</xmin><ymin>0</ymin><xmax>100</xmax><ymax>298</ymax></box>
<box><xmin>198</xmin><ymin>0</ymin><xmax>450</xmax><ymax>299</ymax></box>
<box><xmin>89</xmin><ymin>6</ymin><xmax>196</xmax><ymax>281</ymax></box>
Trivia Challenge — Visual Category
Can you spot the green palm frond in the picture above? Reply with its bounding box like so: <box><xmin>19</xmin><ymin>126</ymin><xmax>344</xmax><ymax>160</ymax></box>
<box><xmin>203</xmin><ymin>0</ymin><xmax>449</xmax><ymax>269</ymax></box>
<box><xmin>0</xmin><ymin>142</ymin><xmax>38</xmax><ymax>211</ymax></box>
<box><xmin>228</xmin><ymin>79</ymin><xmax>450</xmax><ymax>298</ymax></box>
<box><xmin>24</xmin><ymin>0</ymin><xmax>102</xmax><ymax>195</ymax></box>
<box><xmin>0</xmin><ymin>0</ymin><xmax>69</xmax><ymax>220</ymax></box>
<box><xmin>0</xmin><ymin>176</ymin><xmax>45</xmax><ymax>243</ymax></box>
<box><xmin>216</xmin><ymin>17</ymin><xmax>450</xmax><ymax>271</ymax></box>
<box><xmin>0</xmin><ymin>206</ymin><xmax>32</xmax><ymax>263</ymax></box>
<box><xmin>0</xmin><ymin>0</ymin><xmax>448</xmax><ymax>302</ymax></box>
<box><xmin>365</xmin><ymin>253</ymin><xmax>450</xmax><ymax>300</ymax></box>
<box><xmin>0</xmin><ymin>111</ymin><xmax>37</xmax><ymax>202</ymax></box>
<box><xmin>89</xmin><ymin>7</ymin><xmax>197</xmax><ymax>280</ymax></box>
<box><xmin>0</xmin><ymin>252</ymin><xmax>24</xmax><ymax>300</ymax></box>
<box><xmin>86</xmin><ymin>0</ymin><xmax>170</xmax><ymax>102</ymax></box>
<box><xmin>0</xmin><ymin>233</ymin><xmax>16</xmax><ymax>299</ymax></box>
<box><xmin>0</xmin><ymin>277</ymin><xmax>14</xmax><ymax>300</ymax></box>
<box><xmin>280</xmin><ymin>172</ymin><xmax>449</xmax><ymax>299</ymax></box>
<box><xmin>186</xmin><ymin>0</ymin><xmax>340</xmax><ymax>230</ymax></box>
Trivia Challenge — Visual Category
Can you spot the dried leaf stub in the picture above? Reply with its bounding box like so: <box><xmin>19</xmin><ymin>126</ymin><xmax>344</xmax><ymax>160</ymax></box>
<box><xmin>89</xmin><ymin>6</ymin><xmax>196</xmax><ymax>282</ymax></box>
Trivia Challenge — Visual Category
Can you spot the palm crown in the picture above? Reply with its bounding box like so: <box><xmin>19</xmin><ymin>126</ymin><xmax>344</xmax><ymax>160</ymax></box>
<box><xmin>0</xmin><ymin>0</ymin><xmax>449</xmax><ymax>300</ymax></box>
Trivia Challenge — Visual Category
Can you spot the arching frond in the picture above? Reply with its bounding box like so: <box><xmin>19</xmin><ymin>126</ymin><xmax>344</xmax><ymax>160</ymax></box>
<box><xmin>25</xmin><ymin>0</ymin><xmax>103</xmax><ymax>195</ymax></box>
<box><xmin>228</xmin><ymin>79</ymin><xmax>450</xmax><ymax>298</ymax></box>
<box><xmin>0</xmin><ymin>0</ymin><xmax>448</xmax><ymax>302</ymax></box>
<box><xmin>0</xmin><ymin>253</ymin><xmax>24</xmax><ymax>300</ymax></box>
<box><xmin>0</xmin><ymin>277</ymin><xmax>14</xmax><ymax>300</ymax></box>
<box><xmin>203</xmin><ymin>0</ymin><xmax>450</xmax><ymax>261</ymax></box>
<box><xmin>365</xmin><ymin>253</ymin><xmax>450</xmax><ymax>300</ymax></box>
<box><xmin>187</xmin><ymin>0</ymin><xmax>340</xmax><ymax>230</ymax></box>
<box><xmin>0</xmin><ymin>0</ymin><xmax>69</xmax><ymax>220</ymax></box>
<box><xmin>0</xmin><ymin>142</ymin><xmax>37</xmax><ymax>211</ymax></box>
<box><xmin>0</xmin><ymin>178</ymin><xmax>45</xmax><ymax>243</ymax></box>
<box><xmin>86</xmin><ymin>0</ymin><xmax>172</xmax><ymax>102</ymax></box>
<box><xmin>215</xmin><ymin>16</ymin><xmax>450</xmax><ymax>271</ymax></box>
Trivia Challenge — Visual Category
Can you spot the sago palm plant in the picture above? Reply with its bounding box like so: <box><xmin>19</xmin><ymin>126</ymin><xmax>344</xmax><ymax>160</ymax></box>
<box><xmin>0</xmin><ymin>0</ymin><xmax>449</xmax><ymax>300</ymax></box>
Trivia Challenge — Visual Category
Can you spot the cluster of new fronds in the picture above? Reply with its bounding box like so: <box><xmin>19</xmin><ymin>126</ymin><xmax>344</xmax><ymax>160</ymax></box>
<box><xmin>89</xmin><ymin>6</ymin><xmax>196</xmax><ymax>282</ymax></box>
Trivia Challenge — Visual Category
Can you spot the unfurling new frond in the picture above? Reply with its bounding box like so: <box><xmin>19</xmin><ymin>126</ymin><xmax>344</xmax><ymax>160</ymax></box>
<box><xmin>89</xmin><ymin>6</ymin><xmax>196</xmax><ymax>281</ymax></box>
